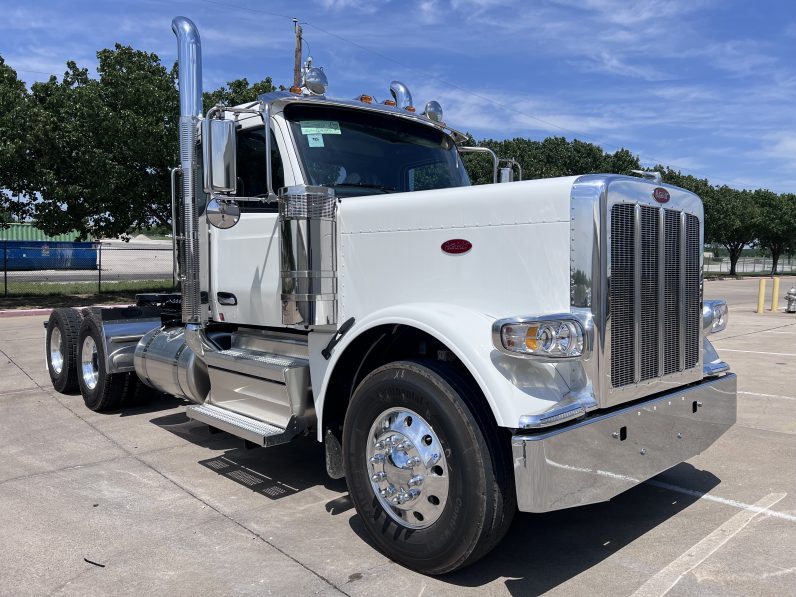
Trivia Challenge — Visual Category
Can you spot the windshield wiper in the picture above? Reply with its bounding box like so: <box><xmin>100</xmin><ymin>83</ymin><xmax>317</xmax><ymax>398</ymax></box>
<box><xmin>331</xmin><ymin>183</ymin><xmax>396</xmax><ymax>194</ymax></box>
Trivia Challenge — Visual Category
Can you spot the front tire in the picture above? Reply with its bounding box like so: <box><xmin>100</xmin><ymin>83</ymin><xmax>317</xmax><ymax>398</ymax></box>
<box><xmin>343</xmin><ymin>360</ymin><xmax>515</xmax><ymax>575</ymax></box>
<box><xmin>77</xmin><ymin>315</ymin><xmax>134</xmax><ymax>412</ymax></box>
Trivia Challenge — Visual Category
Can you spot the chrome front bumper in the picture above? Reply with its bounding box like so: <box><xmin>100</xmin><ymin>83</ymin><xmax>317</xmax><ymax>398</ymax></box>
<box><xmin>512</xmin><ymin>373</ymin><xmax>737</xmax><ymax>513</ymax></box>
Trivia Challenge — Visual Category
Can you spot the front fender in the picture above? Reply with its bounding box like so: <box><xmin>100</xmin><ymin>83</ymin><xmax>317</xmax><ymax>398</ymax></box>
<box><xmin>313</xmin><ymin>302</ymin><xmax>572</xmax><ymax>440</ymax></box>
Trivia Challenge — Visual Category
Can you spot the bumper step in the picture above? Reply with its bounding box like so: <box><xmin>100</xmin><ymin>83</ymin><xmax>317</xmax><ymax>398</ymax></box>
<box><xmin>186</xmin><ymin>403</ymin><xmax>299</xmax><ymax>447</ymax></box>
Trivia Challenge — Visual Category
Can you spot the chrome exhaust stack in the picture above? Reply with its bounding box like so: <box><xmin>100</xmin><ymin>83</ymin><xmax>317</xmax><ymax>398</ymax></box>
<box><xmin>171</xmin><ymin>16</ymin><xmax>218</xmax><ymax>359</ymax></box>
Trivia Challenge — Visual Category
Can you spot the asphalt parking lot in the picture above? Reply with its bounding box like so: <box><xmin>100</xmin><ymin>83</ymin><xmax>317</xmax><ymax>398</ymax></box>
<box><xmin>1</xmin><ymin>276</ymin><xmax>794</xmax><ymax>596</ymax></box>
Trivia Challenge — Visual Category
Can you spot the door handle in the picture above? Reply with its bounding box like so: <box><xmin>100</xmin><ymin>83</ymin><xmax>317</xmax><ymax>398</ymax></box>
<box><xmin>216</xmin><ymin>292</ymin><xmax>237</xmax><ymax>306</ymax></box>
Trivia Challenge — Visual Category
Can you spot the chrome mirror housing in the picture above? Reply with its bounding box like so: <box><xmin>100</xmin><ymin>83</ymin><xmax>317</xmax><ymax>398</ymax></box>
<box><xmin>206</xmin><ymin>197</ymin><xmax>240</xmax><ymax>229</ymax></box>
<box><xmin>202</xmin><ymin>117</ymin><xmax>237</xmax><ymax>194</ymax></box>
<box><xmin>499</xmin><ymin>167</ymin><xmax>514</xmax><ymax>183</ymax></box>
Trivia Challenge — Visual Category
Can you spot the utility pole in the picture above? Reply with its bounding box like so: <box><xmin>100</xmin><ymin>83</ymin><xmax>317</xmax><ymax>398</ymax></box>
<box><xmin>293</xmin><ymin>18</ymin><xmax>303</xmax><ymax>88</ymax></box>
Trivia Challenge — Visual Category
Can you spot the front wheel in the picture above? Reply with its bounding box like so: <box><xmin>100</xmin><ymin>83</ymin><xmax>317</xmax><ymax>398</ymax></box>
<box><xmin>343</xmin><ymin>360</ymin><xmax>515</xmax><ymax>575</ymax></box>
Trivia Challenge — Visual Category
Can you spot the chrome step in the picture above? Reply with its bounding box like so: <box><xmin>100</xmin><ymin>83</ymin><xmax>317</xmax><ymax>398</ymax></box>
<box><xmin>203</xmin><ymin>347</ymin><xmax>308</xmax><ymax>383</ymax></box>
<box><xmin>186</xmin><ymin>403</ymin><xmax>299</xmax><ymax>447</ymax></box>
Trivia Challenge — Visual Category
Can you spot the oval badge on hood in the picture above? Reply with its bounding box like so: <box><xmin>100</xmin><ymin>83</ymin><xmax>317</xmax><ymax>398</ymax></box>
<box><xmin>653</xmin><ymin>187</ymin><xmax>670</xmax><ymax>204</ymax></box>
<box><xmin>441</xmin><ymin>239</ymin><xmax>472</xmax><ymax>255</ymax></box>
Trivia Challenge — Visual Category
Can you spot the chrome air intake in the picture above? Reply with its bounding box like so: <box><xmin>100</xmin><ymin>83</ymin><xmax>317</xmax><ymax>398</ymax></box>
<box><xmin>280</xmin><ymin>185</ymin><xmax>338</xmax><ymax>326</ymax></box>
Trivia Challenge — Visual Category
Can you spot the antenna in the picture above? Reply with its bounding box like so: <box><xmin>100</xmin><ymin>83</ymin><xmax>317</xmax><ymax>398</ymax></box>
<box><xmin>293</xmin><ymin>18</ymin><xmax>303</xmax><ymax>88</ymax></box>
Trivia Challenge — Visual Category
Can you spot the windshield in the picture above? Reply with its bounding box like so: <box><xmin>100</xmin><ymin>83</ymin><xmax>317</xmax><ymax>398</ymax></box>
<box><xmin>284</xmin><ymin>104</ymin><xmax>470</xmax><ymax>196</ymax></box>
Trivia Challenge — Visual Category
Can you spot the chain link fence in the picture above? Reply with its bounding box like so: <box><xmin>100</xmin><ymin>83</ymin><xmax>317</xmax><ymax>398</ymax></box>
<box><xmin>1</xmin><ymin>240</ymin><xmax>175</xmax><ymax>297</ymax></box>
<box><xmin>704</xmin><ymin>255</ymin><xmax>796</xmax><ymax>275</ymax></box>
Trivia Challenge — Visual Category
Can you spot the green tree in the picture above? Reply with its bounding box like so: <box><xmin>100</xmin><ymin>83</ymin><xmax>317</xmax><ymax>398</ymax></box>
<box><xmin>755</xmin><ymin>190</ymin><xmax>796</xmax><ymax>274</ymax></box>
<box><xmin>0</xmin><ymin>56</ymin><xmax>34</xmax><ymax>219</ymax></box>
<box><xmin>708</xmin><ymin>186</ymin><xmax>759</xmax><ymax>276</ymax></box>
<box><xmin>202</xmin><ymin>77</ymin><xmax>276</xmax><ymax>113</ymax></box>
<box><xmin>25</xmin><ymin>45</ymin><xmax>179</xmax><ymax>239</ymax></box>
<box><xmin>462</xmin><ymin>136</ymin><xmax>640</xmax><ymax>185</ymax></box>
<box><xmin>12</xmin><ymin>45</ymin><xmax>277</xmax><ymax>240</ymax></box>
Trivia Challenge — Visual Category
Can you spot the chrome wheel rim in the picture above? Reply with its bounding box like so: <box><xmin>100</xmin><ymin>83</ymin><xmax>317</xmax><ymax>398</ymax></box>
<box><xmin>50</xmin><ymin>327</ymin><xmax>64</xmax><ymax>375</ymax></box>
<box><xmin>366</xmin><ymin>407</ymin><xmax>449</xmax><ymax>529</ymax></box>
<box><xmin>81</xmin><ymin>336</ymin><xmax>99</xmax><ymax>390</ymax></box>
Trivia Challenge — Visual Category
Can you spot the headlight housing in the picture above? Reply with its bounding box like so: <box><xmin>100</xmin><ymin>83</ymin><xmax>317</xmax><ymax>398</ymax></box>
<box><xmin>703</xmin><ymin>300</ymin><xmax>728</xmax><ymax>335</ymax></box>
<box><xmin>493</xmin><ymin>314</ymin><xmax>589</xmax><ymax>359</ymax></box>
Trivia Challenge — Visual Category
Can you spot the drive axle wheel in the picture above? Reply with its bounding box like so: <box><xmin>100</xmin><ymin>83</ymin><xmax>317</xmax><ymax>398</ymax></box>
<box><xmin>77</xmin><ymin>315</ymin><xmax>133</xmax><ymax>412</ymax></box>
<box><xmin>46</xmin><ymin>308</ymin><xmax>82</xmax><ymax>393</ymax></box>
<box><xmin>343</xmin><ymin>360</ymin><xmax>515</xmax><ymax>575</ymax></box>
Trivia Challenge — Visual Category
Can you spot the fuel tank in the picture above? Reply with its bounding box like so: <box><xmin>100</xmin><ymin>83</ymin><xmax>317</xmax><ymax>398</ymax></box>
<box><xmin>134</xmin><ymin>326</ymin><xmax>210</xmax><ymax>403</ymax></box>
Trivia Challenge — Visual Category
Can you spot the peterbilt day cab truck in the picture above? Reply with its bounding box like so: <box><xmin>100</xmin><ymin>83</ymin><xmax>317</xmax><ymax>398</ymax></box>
<box><xmin>44</xmin><ymin>16</ymin><xmax>737</xmax><ymax>575</ymax></box>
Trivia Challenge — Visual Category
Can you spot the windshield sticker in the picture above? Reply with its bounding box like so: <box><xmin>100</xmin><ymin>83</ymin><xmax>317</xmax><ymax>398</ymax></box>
<box><xmin>307</xmin><ymin>133</ymin><xmax>325</xmax><ymax>148</ymax></box>
<box><xmin>300</xmin><ymin>120</ymin><xmax>341</xmax><ymax>135</ymax></box>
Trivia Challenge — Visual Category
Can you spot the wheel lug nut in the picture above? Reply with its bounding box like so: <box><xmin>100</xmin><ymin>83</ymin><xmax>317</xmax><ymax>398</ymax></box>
<box><xmin>400</xmin><ymin>440</ymin><xmax>412</xmax><ymax>450</ymax></box>
<box><xmin>371</xmin><ymin>472</ymin><xmax>386</xmax><ymax>482</ymax></box>
<box><xmin>408</xmin><ymin>475</ymin><xmax>423</xmax><ymax>487</ymax></box>
<box><xmin>369</xmin><ymin>454</ymin><xmax>385</xmax><ymax>464</ymax></box>
<box><xmin>408</xmin><ymin>488</ymin><xmax>420</xmax><ymax>500</ymax></box>
<box><xmin>374</xmin><ymin>440</ymin><xmax>385</xmax><ymax>450</ymax></box>
<box><xmin>408</xmin><ymin>456</ymin><xmax>421</xmax><ymax>467</ymax></box>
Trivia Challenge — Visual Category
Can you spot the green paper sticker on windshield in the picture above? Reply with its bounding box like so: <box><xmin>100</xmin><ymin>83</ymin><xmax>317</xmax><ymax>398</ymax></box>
<box><xmin>307</xmin><ymin>134</ymin><xmax>325</xmax><ymax>147</ymax></box>
<box><xmin>300</xmin><ymin>120</ymin><xmax>341</xmax><ymax>135</ymax></box>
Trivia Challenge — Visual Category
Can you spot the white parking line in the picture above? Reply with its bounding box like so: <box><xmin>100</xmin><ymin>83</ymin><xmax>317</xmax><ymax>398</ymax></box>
<box><xmin>646</xmin><ymin>480</ymin><xmax>796</xmax><ymax>523</ymax></box>
<box><xmin>630</xmin><ymin>492</ymin><xmax>786</xmax><ymax>597</ymax></box>
<box><xmin>548</xmin><ymin>460</ymin><xmax>796</xmax><ymax>523</ymax></box>
<box><xmin>738</xmin><ymin>391</ymin><xmax>796</xmax><ymax>401</ymax></box>
<box><xmin>719</xmin><ymin>349</ymin><xmax>796</xmax><ymax>357</ymax></box>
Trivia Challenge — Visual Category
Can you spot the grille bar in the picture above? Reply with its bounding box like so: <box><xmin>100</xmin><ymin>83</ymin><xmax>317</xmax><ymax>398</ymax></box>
<box><xmin>639</xmin><ymin>206</ymin><xmax>659</xmax><ymax>381</ymax></box>
<box><xmin>685</xmin><ymin>214</ymin><xmax>701</xmax><ymax>369</ymax></box>
<box><xmin>610</xmin><ymin>204</ymin><xmax>636</xmax><ymax>388</ymax></box>
<box><xmin>610</xmin><ymin>203</ymin><xmax>700</xmax><ymax>389</ymax></box>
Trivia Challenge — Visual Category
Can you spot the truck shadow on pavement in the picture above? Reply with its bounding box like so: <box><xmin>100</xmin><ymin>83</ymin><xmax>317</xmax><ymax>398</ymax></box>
<box><xmin>349</xmin><ymin>462</ymin><xmax>719</xmax><ymax>596</ymax></box>
<box><xmin>149</xmin><ymin>408</ymin><xmax>347</xmax><ymax>499</ymax></box>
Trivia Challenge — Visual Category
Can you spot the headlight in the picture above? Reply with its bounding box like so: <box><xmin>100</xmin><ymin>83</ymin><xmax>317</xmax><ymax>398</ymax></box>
<box><xmin>703</xmin><ymin>300</ymin><xmax>728</xmax><ymax>335</ymax></box>
<box><xmin>493</xmin><ymin>314</ymin><xmax>589</xmax><ymax>359</ymax></box>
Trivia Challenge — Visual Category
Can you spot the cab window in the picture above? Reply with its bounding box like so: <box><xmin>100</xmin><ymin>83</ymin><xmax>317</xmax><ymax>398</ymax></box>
<box><xmin>235</xmin><ymin>126</ymin><xmax>284</xmax><ymax>210</ymax></box>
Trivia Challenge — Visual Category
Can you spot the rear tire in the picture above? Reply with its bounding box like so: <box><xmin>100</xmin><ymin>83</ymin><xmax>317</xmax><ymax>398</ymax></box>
<box><xmin>46</xmin><ymin>308</ymin><xmax>82</xmax><ymax>393</ymax></box>
<box><xmin>343</xmin><ymin>360</ymin><xmax>515</xmax><ymax>575</ymax></box>
<box><xmin>76</xmin><ymin>315</ymin><xmax>134</xmax><ymax>412</ymax></box>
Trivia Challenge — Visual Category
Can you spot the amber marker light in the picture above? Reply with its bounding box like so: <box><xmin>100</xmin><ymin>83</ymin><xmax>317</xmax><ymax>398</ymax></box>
<box><xmin>383</xmin><ymin>99</ymin><xmax>397</xmax><ymax>107</ymax></box>
<box><xmin>405</xmin><ymin>105</ymin><xmax>416</xmax><ymax>112</ymax></box>
<box><xmin>289</xmin><ymin>85</ymin><xmax>302</xmax><ymax>94</ymax></box>
<box><xmin>359</xmin><ymin>94</ymin><xmax>373</xmax><ymax>104</ymax></box>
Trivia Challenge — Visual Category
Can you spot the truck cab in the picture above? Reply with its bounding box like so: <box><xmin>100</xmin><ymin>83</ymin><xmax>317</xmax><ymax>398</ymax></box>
<box><xmin>43</xmin><ymin>16</ymin><xmax>736</xmax><ymax>575</ymax></box>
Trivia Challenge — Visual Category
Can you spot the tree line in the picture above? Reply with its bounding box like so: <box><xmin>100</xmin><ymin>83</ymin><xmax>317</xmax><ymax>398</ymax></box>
<box><xmin>1</xmin><ymin>44</ymin><xmax>794</xmax><ymax>275</ymax></box>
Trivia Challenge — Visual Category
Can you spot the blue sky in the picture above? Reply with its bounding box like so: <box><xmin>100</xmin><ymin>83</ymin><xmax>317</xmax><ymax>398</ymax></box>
<box><xmin>2</xmin><ymin>0</ymin><xmax>796</xmax><ymax>193</ymax></box>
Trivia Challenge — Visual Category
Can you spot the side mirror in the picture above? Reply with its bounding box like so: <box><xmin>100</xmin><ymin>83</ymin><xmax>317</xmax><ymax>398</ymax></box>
<box><xmin>202</xmin><ymin>118</ymin><xmax>237</xmax><ymax>194</ymax></box>
<box><xmin>206</xmin><ymin>197</ymin><xmax>240</xmax><ymax>229</ymax></box>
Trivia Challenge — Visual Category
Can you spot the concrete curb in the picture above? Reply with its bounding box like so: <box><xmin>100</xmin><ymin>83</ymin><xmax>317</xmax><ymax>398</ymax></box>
<box><xmin>0</xmin><ymin>305</ymin><xmax>121</xmax><ymax>318</ymax></box>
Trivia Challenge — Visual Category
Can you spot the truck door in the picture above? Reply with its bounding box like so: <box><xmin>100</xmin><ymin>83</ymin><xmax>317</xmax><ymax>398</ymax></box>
<box><xmin>209</xmin><ymin>122</ymin><xmax>290</xmax><ymax>327</ymax></box>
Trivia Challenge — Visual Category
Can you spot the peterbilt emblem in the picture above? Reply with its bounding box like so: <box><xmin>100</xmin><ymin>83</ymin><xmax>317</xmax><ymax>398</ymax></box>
<box><xmin>441</xmin><ymin>239</ymin><xmax>472</xmax><ymax>255</ymax></box>
<box><xmin>653</xmin><ymin>187</ymin><xmax>670</xmax><ymax>204</ymax></box>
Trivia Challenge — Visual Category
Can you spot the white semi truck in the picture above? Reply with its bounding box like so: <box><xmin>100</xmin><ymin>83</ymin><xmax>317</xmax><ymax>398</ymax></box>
<box><xmin>44</xmin><ymin>16</ymin><xmax>737</xmax><ymax>574</ymax></box>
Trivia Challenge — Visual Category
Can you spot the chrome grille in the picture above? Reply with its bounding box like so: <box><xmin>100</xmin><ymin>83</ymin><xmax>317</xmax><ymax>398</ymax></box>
<box><xmin>610</xmin><ymin>204</ymin><xmax>701</xmax><ymax>388</ymax></box>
